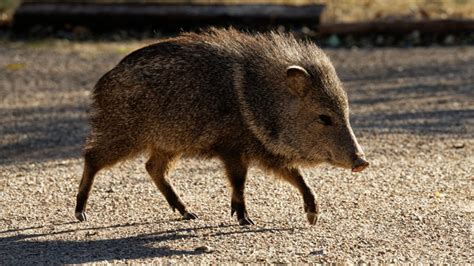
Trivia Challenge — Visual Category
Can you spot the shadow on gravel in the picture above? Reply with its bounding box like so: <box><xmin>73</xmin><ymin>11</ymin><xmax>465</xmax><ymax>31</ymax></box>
<box><xmin>0</xmin><ymin>222</ymin><xmax>290</xmax><ymax>264</ymax></box>
<box><xmin>351</xmin><ymin>82</ymin><xmax>473</xmax><ymax>106</ymax></box>
<box><xmin>353</xmin><ymin>109</ymin><xmax>474</xmax><ymax>135</ymax></box>
<box><xmin>339</xmin><ymin>59</ymin><xmax>474</xmax><ymax>83</ymax></box>
<box><xmin>344</xmin><ymin>61</ymin><xmax>474</xmax><ymax>136</ymax></box>
<box><xmin>0</xmin><ymin>104</ymin><xmax>88</xmax><ymax>165</ymax></box>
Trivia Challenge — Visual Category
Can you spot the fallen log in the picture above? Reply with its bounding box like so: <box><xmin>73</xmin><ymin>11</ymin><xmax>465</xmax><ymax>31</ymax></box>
<box><xmin>13</xmin><ymin>2</ymin><xmax>325</xmax><ymax>31</ymax></box>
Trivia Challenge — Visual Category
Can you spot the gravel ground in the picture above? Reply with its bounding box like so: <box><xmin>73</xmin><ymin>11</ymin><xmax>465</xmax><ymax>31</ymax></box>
<box><xmin>0</xmin><ymin>40</ymin><xmax>473</xmax><ymax>264</ymax></box>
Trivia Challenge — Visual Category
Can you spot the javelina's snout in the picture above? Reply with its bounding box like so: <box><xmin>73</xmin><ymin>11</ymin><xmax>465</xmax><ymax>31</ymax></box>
<box><xmin>351</xmin><ymin>156</ymin><xmax>369</xmax><ymax>173</ymax></box>
<box><xmin>328</xmin><ymin>123</ymin><xmax>369</xmax><ymax>173</ymax></box>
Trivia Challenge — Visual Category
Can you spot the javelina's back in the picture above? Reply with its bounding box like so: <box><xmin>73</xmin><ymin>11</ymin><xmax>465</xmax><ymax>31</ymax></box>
<box><xmin>88</xmin><ymin>34</ymin><xmax>244</xmax><ymax>157</ymax></box>
<box><xmin>75</xmin><ymin>28</ymin><xmax>369</xmax><ymax>225</ymax></box>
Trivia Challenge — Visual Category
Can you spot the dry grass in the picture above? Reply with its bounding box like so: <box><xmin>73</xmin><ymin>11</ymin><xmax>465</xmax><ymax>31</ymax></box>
<box><xmin>0</xmin><ymin>0</ymin><xmax>19</xmax><ymax>23</ymax></box>
<box><xmin>321</xmin><ymin>0</ymin><xmax>474</xmax><ymax>23</ymax></box>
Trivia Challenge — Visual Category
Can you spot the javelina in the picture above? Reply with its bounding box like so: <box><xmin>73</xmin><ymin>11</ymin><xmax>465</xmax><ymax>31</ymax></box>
<box><xmin>75</xmin><ymin>28</ymin><xmax>369</xmax><ymax>225</ymax></box>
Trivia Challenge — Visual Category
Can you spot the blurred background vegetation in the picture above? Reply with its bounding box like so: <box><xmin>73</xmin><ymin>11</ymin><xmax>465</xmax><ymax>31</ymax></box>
<box><xmin>1</xmin><ymin>0</ymin><xmax>473</xmax><ymax>25</ymax></box>
<box><xmin>0</xmin><ymin>0</ymin><xmax>19</xmax><ymax>23</ymax></box>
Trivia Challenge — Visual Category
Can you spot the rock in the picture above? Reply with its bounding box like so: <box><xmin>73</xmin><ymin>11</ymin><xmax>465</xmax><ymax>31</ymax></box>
<box><xmin>327</xmin><ymin>34</ymin><xmax>341</xmax><ymax>48</ymax></box>
<box><xmin>444</xmin><ymin>35</ymin><xmax>455</xmax><ymax>45</ymax></box>
<box><xmin>376</xmin><ymin>35</ymin><xmax>384</xmax><ymax>46</ymax></box>
<box><xmin>301</xmin><ymin>26</ymin><xmax>316</xmax><ymax>37</ymax></box>
<box><xmin>452</xmin><ymin>143</ymin><xmax>465</xmax><ymax>149</ymax></box>
<box><xmin>409</xmin><ymin>30</ymin><xmax>421</xmax><ymax>45</ymax></box>
<box><xmin>194</xmin><ymin>245</ymin><xmax>213</xmax><ymax>253</ymax></box>
<box><xmin>309</xmin><ymin>249</ymin><xmax>326</xmax><ymax>256</ymax></box>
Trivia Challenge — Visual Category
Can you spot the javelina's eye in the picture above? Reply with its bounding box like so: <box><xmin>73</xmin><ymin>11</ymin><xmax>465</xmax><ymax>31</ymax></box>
<box><xmin>318</xmin><ymin>115</ymin><xmax>332</xmax><ymax>126</ymax></box>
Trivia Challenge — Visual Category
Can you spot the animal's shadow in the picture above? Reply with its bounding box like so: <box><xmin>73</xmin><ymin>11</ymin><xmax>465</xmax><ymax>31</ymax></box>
<box><xmin>0</xmin><ymin>221</ymin><xmax>292</xmax><ymax>264</ymax></box>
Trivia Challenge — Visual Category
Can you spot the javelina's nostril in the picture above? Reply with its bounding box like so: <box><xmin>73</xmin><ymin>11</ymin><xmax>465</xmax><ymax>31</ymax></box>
<box><xmin>352</xmin><ymin>157</ymin><xmax>369</xmax><ymax>173</ymax></box>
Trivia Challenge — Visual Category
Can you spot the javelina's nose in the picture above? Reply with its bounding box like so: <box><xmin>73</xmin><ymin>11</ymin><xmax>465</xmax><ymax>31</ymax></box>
<box><xmin>352</xmin><ymin>157</ymin><xmax>369</xmax><ymax>173</ymax></box>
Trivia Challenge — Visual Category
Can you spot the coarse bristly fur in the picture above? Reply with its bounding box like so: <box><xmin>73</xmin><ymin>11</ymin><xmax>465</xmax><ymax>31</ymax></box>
<box><xmin>75</xmin><ymin>28</ymin><xmax>369</xmax><ymax>226</ymax></box>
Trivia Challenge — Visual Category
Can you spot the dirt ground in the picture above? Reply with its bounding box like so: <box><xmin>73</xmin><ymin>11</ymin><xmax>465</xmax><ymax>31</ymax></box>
<box><xmin>0</xmin><ymin>40</ymin><xmax>473</xmax><ymax>264</ymax></box>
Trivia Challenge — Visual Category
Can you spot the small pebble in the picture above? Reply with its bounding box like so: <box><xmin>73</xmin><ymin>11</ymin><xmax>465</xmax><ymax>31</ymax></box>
<box><xmin>327</xmin><ymin>34</ymin><xmax>341</xmax><ymax>47</ymax></box>
<box><xmin>444</xmin><ymin>35</ymin><xmax>455</xmax><ymax>45</ymax></box>
<box><xmin>309</xmin><ymin>249</ymin><xmax>326</xmax><ymax>256</ymax></box>
<box><xmin>194</xmin><ymin>245</ymin><xmax>213</xmax><ymax>253</ymax></box>
<box><xmin>453</xmin><ymin>143</ymin><xmax>465</xmax><ymax>149</ymax></box>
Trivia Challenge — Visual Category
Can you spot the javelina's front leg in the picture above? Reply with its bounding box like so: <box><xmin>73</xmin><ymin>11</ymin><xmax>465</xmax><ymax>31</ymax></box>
<box><xmin>146</xmin><ymin>150</ymin><xmax>197</xmax><ymax>220</ymax></box>
<box><xmin>221</xmin><ymin>155</ymin><xmax>254</xmax><ymax>226</ymax></box>
<box><xmin>276</xmin><ymin>168</ymin><xmax>319</xmax><ymax>225</ymax></box>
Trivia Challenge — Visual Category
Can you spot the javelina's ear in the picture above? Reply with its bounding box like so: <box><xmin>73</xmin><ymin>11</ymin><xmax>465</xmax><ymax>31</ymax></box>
<box><xmin>286</xmin><ymin>65</ymin><xmax>310</xmax><ymax>97</ymax></box>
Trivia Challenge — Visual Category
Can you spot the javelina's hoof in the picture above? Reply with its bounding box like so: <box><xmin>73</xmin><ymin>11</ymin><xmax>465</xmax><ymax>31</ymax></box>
<box><xmin>75</xmin><ymin>212</ymin><xmax>87</xmax><ymax>222</ymax></box>
<box><xmin>306</xmin><ymin>212</ymin><xmax>318</xmax><ymax>225</ymax></box>
<box><xmin>183</xmin><ymin>212</ymin><xmax>198</xmax><ymax>220</ymax></box>
<box><xmin>238</xmin><ymin>217</ymin><xmax>255</xmax><ymax>226</ymax></box>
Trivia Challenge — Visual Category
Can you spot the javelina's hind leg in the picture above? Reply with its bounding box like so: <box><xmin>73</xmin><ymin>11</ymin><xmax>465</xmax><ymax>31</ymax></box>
<box><xmin>75</xmin><ymin>157</ymin><xmax>99</xmax><ymax>222</ymax></box>
<box><xmin>146</xmin><ymin>150</ymin><xmax>197</xmax><ymax>220</ymax></box>
<box><xmin>75</xmin><ymin>143</ymin><xmax>131</xmax><ymax>222</ymax></box>
<box><xmin>221</xmin><ymin>155</ymin><xmax>254</xmax><ymax>226</ymax></box>
<box><xmin>276</xmin><ymin>168</ymin><xmax>319</xmax><ymax>225</ymax></box>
